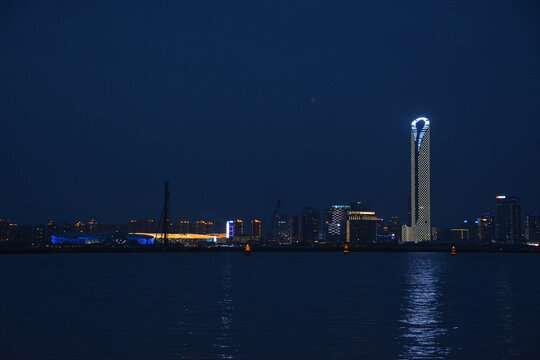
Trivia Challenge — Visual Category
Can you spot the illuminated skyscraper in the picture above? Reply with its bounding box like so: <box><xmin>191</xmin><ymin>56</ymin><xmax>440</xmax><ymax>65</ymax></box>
<box><xmin>326</xmin><ymin>205</ymin><xmax>350</xmax><ymax>242</ymax></box>
<box><xmin>495</xmin><ymin>195</ymin><xmax>521</xmax><ymax>243</ymax></box>
<box><xmin>346</xmin><ymin>211</ymin><xmax>378</xmax><ymax>244</ymax></box>
<box><xmin>226</xmin><ymin>220</ymin><xmax>234</xmax><ymax>238</ymax></box>
<box><xmin>276</xmin><ymin>215</ymin><xmax>291</xmax><ymax>244</ymax></box>
<box><xmin>289</xmin><ymin>215</ymin><xmax>300</xmax><ymax>243</ymax></box>
<box><xmin>525</xmin><ymin>213</ymin><xmax>540</xmax><ymax>242</ymax></box>
<box><xmin>477</xmin><ymin>214</ymin><xmax>495</xmax><ymax>243</ymax></box>
<box><xmin>233</xmin><ymin>220</ymin><xmax>244</xmax><ymax>236</ymax></box>
<box><xmin>403</xmin><ymin>117</ymin><xmax>431</xmax><ymax>242</ymax></box>
<box><xmin>251</xmin><ymin>219</ymin><xmax>262</xmax><ymax>238</ymax></box>
<box><xmin>301</xmin><ymin>207</ymin><xmax>321</xmax><ymax>243</ymax></box>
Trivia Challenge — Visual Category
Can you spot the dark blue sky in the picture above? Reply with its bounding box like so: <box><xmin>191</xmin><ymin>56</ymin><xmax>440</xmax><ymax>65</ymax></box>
<box><xmin>1</xmin><ymin>1</ymin><xmax>539</xmax><ymax>228</ymax></box>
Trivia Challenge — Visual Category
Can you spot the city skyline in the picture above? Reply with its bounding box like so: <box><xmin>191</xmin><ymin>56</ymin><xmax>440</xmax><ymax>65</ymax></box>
<box><xmin>1</xmin><ymin>1</ymin><xmax>539</xmax><ymax>228</ymax></box>
<box><xmin>1</xmin><ymin>3</ymin><xmax>539</xmax><ymax>359</ymax></box>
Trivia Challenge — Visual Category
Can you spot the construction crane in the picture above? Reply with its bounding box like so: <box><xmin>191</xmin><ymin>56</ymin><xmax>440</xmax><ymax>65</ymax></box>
<box><xmin>156</xmin><ymin>181</ymin><xmax>170</xmax><ymax>247</ymax></box>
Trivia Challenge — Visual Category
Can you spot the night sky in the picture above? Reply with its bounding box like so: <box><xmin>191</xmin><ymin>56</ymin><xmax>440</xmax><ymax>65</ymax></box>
<box><xmin>1</xmin><ymin>1</ymin><xmax>539</xmax><ymax>228</ymax></box>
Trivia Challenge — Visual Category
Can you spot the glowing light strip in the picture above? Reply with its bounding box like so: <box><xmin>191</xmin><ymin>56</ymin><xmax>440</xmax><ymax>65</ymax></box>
<box><xmin>411</xmin><ymin>117</ymin><xmax>430</xmax><ymax>151</ymax></box>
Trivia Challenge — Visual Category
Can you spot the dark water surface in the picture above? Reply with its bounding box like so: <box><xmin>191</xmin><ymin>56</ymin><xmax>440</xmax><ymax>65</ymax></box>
<box><xmin>1</xmin><ymin>253</ymin><xmax>539</xmax><ymax>359</ymax></box>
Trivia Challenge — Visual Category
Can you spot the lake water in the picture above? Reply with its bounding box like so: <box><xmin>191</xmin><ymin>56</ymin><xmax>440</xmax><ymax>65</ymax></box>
<box><xmin>1</xmin><ymin>252</ymin><xmax>539</xmax><ymax>359</ymax></box>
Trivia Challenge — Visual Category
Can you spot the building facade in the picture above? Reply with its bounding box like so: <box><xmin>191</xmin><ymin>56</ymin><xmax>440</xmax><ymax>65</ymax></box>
<box><xmin>495</xmin><ymin>195</ymin><xmax>521</xmax><ymax>244</ymax></box>
<box><xmin>326</xmin><ymin>205</ymin><xmax>350</xmax><ymax>242</ymax></box>
<box><xmin>477</xmin><ymin>214</ymin><xmax>495</xmax><ymax>243</ymax></box>
<box><xmin>346</xmin><ymin>211</ymin><xmax>378</xmax><ymax>244</ymax></box>
<box><xmin>403</xmin><ymin>117</ymin><xmax>431</xmax><ymax>242</ymax></box>
<box><xmin>301</xmin><ymin>207</ymin><xmax>321</xmax><ymax>243</ymax></box>
<box><xmin>178</xmin><ymin>220</ymin><xmax>190</xmax><ymax>233</ymax></box>
<box><xmin>525</xmin><ymin>213</ymin><xmax>540</xmax><ymax>242</ymax></box>
<box><xmin>251</xmin><ymin>219</ymin><xmax>262</xmax><ymax>238</ymax></box>
<box><xmin>233</xmin><ymin>220</ymin><xmax>244</xmax><ymax>236</ymax></box>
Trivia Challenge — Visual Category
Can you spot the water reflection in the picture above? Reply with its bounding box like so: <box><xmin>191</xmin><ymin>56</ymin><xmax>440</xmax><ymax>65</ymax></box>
<box><xmin>399</xmin><ymin>255</ymin><xmax>449</xmax><ymax>359</ymax></box>
<box><xmin>213</xmin><ymin>257</ymin><xmax>237</xmax><ymax>359</ymax></box>
<box><xmin>495</xmin><ymin>263</ymin><xmax>520</xmax><ymax>358</ymax></box>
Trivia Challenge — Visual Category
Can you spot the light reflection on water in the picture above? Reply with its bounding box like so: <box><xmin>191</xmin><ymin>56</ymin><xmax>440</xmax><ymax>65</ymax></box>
<box><xmin>399</xmin><ymin>255</ymin><xmax>450</xmax><ymax>359</ymax></box>
<box><xmin>213</xmin><ymin>257</ymin><xmax>237</xmax><ymax>359</ymax></box>
<box><xmin>1</xmin><ymin>253</ymin><xmax>539</xmax><ymax>360</ymax></box>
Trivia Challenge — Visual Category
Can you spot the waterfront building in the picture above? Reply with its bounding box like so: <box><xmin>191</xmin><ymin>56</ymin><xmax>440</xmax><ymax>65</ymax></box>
<box><xmin>87</xmin><ymin>219</ymin><xmax>98</xmax><ymax>232</ymax></box>
<box><xmin>277</xmin><ymin>215</ymin><xmax>291</xmax><ymax>244</ymax></box>
<box><xmin>477</xmin><ymin>214</ymin><xmax>495</xmax><ymax>243</ymax></box>
<box><xmin>525</xmin><ymin>213</ymin><xmax>540</xmax><ymax>242</ymax></box>
<box><xmin>128</xmin><ymin>219</ymin><xmax>138</xmax><ymax>233</ymax></box>
<box><xmin>322</xmin><ymin>208</ymin><xmax>331</xmax><ymax>241</ymax></box>
<box><xmin>301</xmin><ymin>207</ymin><xmax>321</xmax><ymax>243</ymax></box>
<box><xmin>193</xmin><ymin>221</ymin><xmax>207</xmax><ymax>234</ymax></box>
<box><xmin>46</xmin><ymin>220</ymin><xmax>58</xmax><ymax>235</ymax></box>
<box><xmin>495</xmin><ymin>195</ymin><xmax>521</xmax><ymax>243</ymax></box>
<box><xmin>233</xmin><ymin>220</ymin><xmax>244</xmax><ymax>236</ymax></box>
<box><xmin>226</xmin><ymin>220</ymin><xmax>234</xmax><ymax>238</ymax></box>
<box><xmin>251</xmin><ymin>219</ymin><xmax>262</xmax><ymax>238</ymax></box>
<box><xmin>403</xmin><ymin>117</ymin><xmax>431</xmax><ymax>242</ymax></box>
<box><xmin>389</xmin><ymin>216</ymin><xmax>402</xmax><ymax>242</ymax></box>
<box><xmin>144</xmin><ymin>219</ymin><xmax>155</xmax><ymax>233</ymax></box>
<box><xmin>178</xmin><ymin>220</ymin><xmax>190</xmax><ymax>233</ymax></box>
<box><xmin>346</xmin><ymin>211</ymin><xmax>378</xmax><ymax>243</ymax></box>
<box><xmin>326</xmin><ymin>205</ymin><xmax>350</xmax><ymax>242</ymax></box>
<box><xmin>0</xmin><ymin>219</ymin><xmax>11</xmax><ymax>243</ymax></box>
<box><xmin>33</xmin><ymin>224</ymin><xmax>45</xmax><ymax>245</ymax></box>
<box><xmin>289</xmin><ymin>215</ymin><xmax>300</xmax><ymax>244</ymax></box>
<box><xmin>61</xmin><ymin>221</ymin><xmax>72</xmax><ymax>233</ymax></box>
<box><xmin>463</xmin><ymin>220</ymin><xmax>478</xmax><ymax>242</ymax></box>
<box><xmin>205</xmin><ymin>221</ymin><xmax>214</xmax><ymax>234</ymax></box>
<box><xmin>51</xmin><ymin>232</ymin><xmax>154</xmax><ymax>246</ymax></box>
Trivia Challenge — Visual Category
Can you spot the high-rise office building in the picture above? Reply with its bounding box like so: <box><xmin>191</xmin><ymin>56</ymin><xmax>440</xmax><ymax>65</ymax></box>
<box><xmin>477</xmin><ymin>214</ymin><xmax>495</xmax><ymax>243</ymax></box>
<box><xmin>194</xmin><ymin>221</ymin><xmax>208</xmax><ymax>234</ymax></box>
<box><xmin>301</xmin><ymin>207</ymin><xmax>321</xmax><ymax>243</ymax></box>
<box><xmin>525</xmin><ymin>213</ymin><xmax>540</xmax><ymax>242</ymax></box>
<box><xmin>326</xmin><ymin>205</ymin><xmax>350</xmax><ymax>242</ymax></box>
<box><xmin>251</xmin><ymin>219</ymin><xmax>262</xmax><ymax>238</ymax></box>
<box><xmin>389</xmin><ymin>216</ymin><xmax>402</xmax><ymax>242</ymax></box>
<box><xmin>346</xmin><ymin>211</ymin><xmax>378</xmax><ymax>243</ymax></box>
<box><xmin>289</xmin><ymin>215</ymin><xmax>300</xmax><ymax>243</ymax></box>
<box><xmin>205</xmin><ymin>221</ymin><xmax>214</xmax><ymax>234</ymax></box>
<box><xmin>276</xmin><ymin>215</ymin><xmax>291</xmax><ymax>244</ymax></box>
<box><xmin>495</xmin><ymin>195</ymin><xmax>521</xmax><ymax>243</ymax></box>
<box><xmin>178</xmin><ymin>221</ymin><xmax>190</xmax><ymax>233</ymax></box>
<box><xmin>233</xmin><ymin>220</ymin><xmax>244</xmax><ymax>236</ymax></box>
<box><xmin>226</xmin><ymin>220</ymin><xmax>234</xmax><ymax>238</ymax></box>
<box><xmin>403</xmin><ymin>117</ymin><xmax>431</xmax><ymax>242</ymax></box>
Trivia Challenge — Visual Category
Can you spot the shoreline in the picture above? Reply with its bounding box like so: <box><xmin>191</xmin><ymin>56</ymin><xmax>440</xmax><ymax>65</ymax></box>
<box><xmin>1</xmin><ymin>243</ymin><xmax>539</xmax><ymax>255</ymax></box>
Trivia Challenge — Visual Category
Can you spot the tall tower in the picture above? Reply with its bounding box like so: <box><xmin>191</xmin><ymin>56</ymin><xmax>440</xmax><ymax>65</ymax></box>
<box><xmin>495</xmin><ymin>195</ymin><xmax>521</xmax><ymax>244</ymax></box>
<box><xmin>409</xmin><ymin>117</ymin><xmax>431</xmax><ymax>241</ymax></box>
